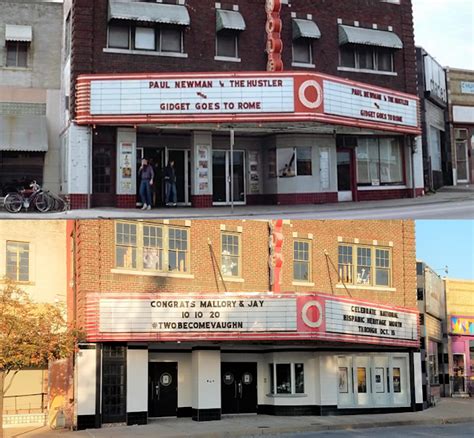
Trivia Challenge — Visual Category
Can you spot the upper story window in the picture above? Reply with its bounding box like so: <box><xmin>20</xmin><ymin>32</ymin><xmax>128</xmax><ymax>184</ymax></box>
<box><xmin>106</xmin><ymin>1</ymin><xmax>190</xmax><ymax>55</ymax></box>
<box><xmin>292</xmin><ymin>18</ymin><xmax>321</xmax><ymax>67</ymax></box>
<box><xmin>215</xmin><ymin>9</ymin><xmax>246</xmax><ymax>61</ymax></box>
<box><xmin>115</xmin><ymin>222</ymin><xmax>189</xmax><ymax>274</ymax></box>
<box><xmin>338</xmin><ymin>243</ymin><xmax>392</xmax><ymax>288</ymax></box>
<box><xmin>4</xmin><ymin>25</ymin><xmax>32</xmax><ymax>68</ymax></box>
<box><xmin>338</xmin><ymin>25</ymin><xmax>402</xmax><ymax>74</ymax></box>
<box><xmin>221</xmin><ymin>232</ymin><xmax>241</xmax><ymax>277</ymax></box>
<box><xmin>293</xmin><ymin>240</ymin><xmax>311</xmax><ymax>282</ymax></box>
<box><xmin>6</xmin><ymin>241</ymin><xmax>30</xmax><ymax>282</ymax></box>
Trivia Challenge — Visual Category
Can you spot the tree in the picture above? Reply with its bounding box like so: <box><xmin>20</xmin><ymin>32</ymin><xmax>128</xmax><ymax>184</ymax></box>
<box><xmin>0</xmin><ymin>281</ymin><xmax>82</xmax><ymax>438</ymax></box>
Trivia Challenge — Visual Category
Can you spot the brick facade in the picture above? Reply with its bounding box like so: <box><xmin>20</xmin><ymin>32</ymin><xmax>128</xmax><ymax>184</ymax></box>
<box><xmin>72</xmin><ymin>220</ymin><xmax>417</xmax><ymax>331</ymax></box>
<box><xmin>70</xmin><ymin>0</ymin><xmax>418</xmax><ymax>118</ymax></box>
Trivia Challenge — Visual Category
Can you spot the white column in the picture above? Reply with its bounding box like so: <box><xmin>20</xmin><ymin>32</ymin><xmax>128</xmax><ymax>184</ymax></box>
<box><xmin>116</xmin><ymin>128</ymin><xmax>137</xmax><ymax>196</ymax></box>
<box><xmin>76</xmin><ymin>345</ymin><xmax>96</xmax><ymax>418</ymax></box>
<box><xmin>318</xmin><ymin>354</ymin><xmax>338</xmax><ymax>406</ymax></box>
<box><xmin>413</xmin><ymin>352</ymin><xmax>423</xmax><ymax>405</ymax></box>
<box><xmin>127</xmin><ymin>348</ymin><xmax>148</xmax><ymax>415</ymax></box>
<box><xmin>413</xmin><ymin>135</ymin><xmax>424</xmax><ymax>194</ymax></box>
<box><xmin>67</xmin><ymin>124</ymin><xmax>92</xmax><ymax>196</ymax></box>
<box><xmin>191</xmin><ymin>349</ymin><xmax>221</xmax><ymax>420</ymax></box>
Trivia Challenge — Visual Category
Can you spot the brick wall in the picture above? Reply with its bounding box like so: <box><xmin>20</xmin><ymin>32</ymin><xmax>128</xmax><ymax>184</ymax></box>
<box><xmin>70</xmin><ymin>0</ymin><xmax>417</xmax><ymax>117</ymax></box>
<box><xmin>73</xmin><ymin>219</ymin><xmax>417</xmax><ymax>329</ymax></box>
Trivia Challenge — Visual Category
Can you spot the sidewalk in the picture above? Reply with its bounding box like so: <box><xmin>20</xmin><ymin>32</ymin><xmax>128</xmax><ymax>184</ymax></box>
<box><xmin>5</xmin><ymin>398</ymin><xmax>474</xmax><ymax>437</ymax></box>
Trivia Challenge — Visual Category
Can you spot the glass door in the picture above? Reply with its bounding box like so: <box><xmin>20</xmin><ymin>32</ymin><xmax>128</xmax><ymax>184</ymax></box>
<box><xmin>453</xmin><ymin>354</ymin><xmax>466</xmax><ymax>393</ymax></box>
<box><xmin>167</xmin><ymin>149</ymin><xmax>191</xmax><ymax>205</ymax></box>
<box><xmin>337</xmin><ymin>148</ymin><xmax>354</xmax><ymax>202</ymax></box>
<box><xmin>456</xmin><ymin>140</ymin><xmax>469</xmax><ymax>183</ymax></box>
<box><xmin>212</xmin><ymin>150</ymin><xmax>246</xmax><ymax>205</ymax></box>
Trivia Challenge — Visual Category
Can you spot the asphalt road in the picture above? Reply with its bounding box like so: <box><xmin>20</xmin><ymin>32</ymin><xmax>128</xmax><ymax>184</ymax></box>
<box><xmin>256</xmin><ymin>422</ymin><xmax>474</xmax><ymax>438</ymax></box>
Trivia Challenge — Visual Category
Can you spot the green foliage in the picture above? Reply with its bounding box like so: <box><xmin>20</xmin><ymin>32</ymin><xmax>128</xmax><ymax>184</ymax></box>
<box><xmin>0</xmin><ymin>280</ymin><xmax>84</xmax><ymax>374</ymax></box>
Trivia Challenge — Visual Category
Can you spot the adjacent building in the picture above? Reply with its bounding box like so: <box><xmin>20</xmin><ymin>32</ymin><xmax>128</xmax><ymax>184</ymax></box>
<box><xmin>445</xmin><ymin>278</ymin><xmax>474</xmax><ymax>397</ymax></box>
<box><xmin>0</xmin><ymin>221</ymin><xmax>68</xmax><ymax>428</ymax></box>
<box><xmin>416</xmin><ymin>261</ymin><xmax>448</xmax><ymax>406</ymax></box>
<box><xmin>416</xmin><ymin>48</ymin><xmax>451</xmax><ymax>191</ymax></box>
<box><xmin>447</xmin><ymin>68</ymin><xmax>474</xmax><ymax>185</ymax></box>
<box><xmin>62</xmin><ymin>0</ymin><xmax>424</xmax><ymax>210</ymax></box>
<box><xmin>0</xmin><ymin>0</ymin><xmax>63</xmax><ymax>196</ymax></box>
<box><xmin>70</xmin><ymin>219</ymin><xmax>422</xmax><ymax>430</ymax></box>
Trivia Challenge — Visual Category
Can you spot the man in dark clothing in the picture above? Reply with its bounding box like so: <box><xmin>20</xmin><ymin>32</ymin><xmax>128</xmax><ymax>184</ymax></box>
<box><xmin>138</xmin><ymin>158</ymin><xmax>154</xmax><ymax>210</ymax></box>
<box><xmin>164</xmin><ymin>160</ymin><xmax>177</xmax><ymax>207</ymax></box>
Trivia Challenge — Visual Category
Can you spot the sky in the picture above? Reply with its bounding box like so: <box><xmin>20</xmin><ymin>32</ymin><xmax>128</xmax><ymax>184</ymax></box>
<box><xmin>416</xmin><ymin>220</ymin><xmax>474</xmax><ymax>280</ymax></box>
<box><xmin>412</xmin><ymin>0</ymin><xmax>474</xmax><ymax>70</ymax></box>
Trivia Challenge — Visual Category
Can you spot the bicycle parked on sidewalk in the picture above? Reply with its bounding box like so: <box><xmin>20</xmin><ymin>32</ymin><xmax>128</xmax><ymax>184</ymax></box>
<box><xmin>3</xmin><ymin>180</ymin><xmax>68</xmax><ymax>213</ymax></box>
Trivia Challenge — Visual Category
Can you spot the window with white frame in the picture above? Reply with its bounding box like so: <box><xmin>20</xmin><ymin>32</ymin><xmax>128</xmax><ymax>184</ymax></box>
<box><xmin>6</xmin><ymin>41</ymin><xmax>28</xmax><ymax>67</ymax></box>
<box><xmin>278</xmin><ymin>147</ymin><xmax>313</xmax><ymax>177</ymax></box>
<box><xmin>6</xmin><ymin>241</ymin><xmax>30</xmax><ymax>282</ymax></box>
<box><xmin>221</xmin><ymin>232</ymin><xmax>241</xmax><ymax>277</ymax></box>
<box><xmin>356</xmin><ymin>138</ymin><xmax>403</xmax><ymax>186</ymax></box>
<box><xmin>293</xmin><ymin>38</ymin><xmax>312</xmax><ymax>64</ymax></box>
<box><xmin>216</xmin><ymin>30</ymin><xmax>239</xmax><ymax>58</ymax></box>
<box><xmin>293</xmin><ymin>240</ymin><xmax>311</xmax><ymax>282</ymax></box>
<box><xmin>115</xmin><ymin>222</ymin><xmax>189</xmax><ymax>273</ymax></box>
<box><xmin>340</xmin><ymin>45</ymin><xmax>394</xmax><ymax>72</ymax></box>
<box><xmin>268</xmin><ymin>363</ymin><xmax>305</xmax><ymax>395</ymax></box>
<box><xmin>107</xmin><ymin>23</ymin><xmax>184</xmax><ymax>54</ymax></box>
<box><xmin>338</xmin><ymin>243</ymin><xmax>392</xmax><ymax>287</ymax></box>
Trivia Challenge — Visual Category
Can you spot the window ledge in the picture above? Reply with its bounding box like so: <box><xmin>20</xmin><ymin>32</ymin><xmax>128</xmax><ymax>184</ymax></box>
<box><xmin>337</xmin><ymin>66</ymin><xmax>398</xmax><ymax>76</ymax></box>
<box><xmin>103</xmin><ymin>48</ymin><xmax>188</xmax><ymax>58</ymax></box>
<box><xmin>292</xmin><ymin>62</ymin><xmax>315</xmax><ymax>69</ymax></box>
<box><xmin>336</xmin><ymin>284</ymin><xmax>396</xmax><ymax>292</ymax></box>
<box><xmin>266</xmin><ymin>394</ymin><xmax>308</xmax><ymax>398</ymax></box>
<box><xmin>214</xmin><ymin>55</ymin><xmax>241</xmax><ymax>63</ymax></box>
<box><xmin>2</xmin><ymin>66</ymin><xmax>31</xmax><ymax>71</ymax></box>
<box><xmin>292</xmin><ymin>281</ymin><xmax>315</xmax><ymax>287</ymax></box>
<box><xmin>222</xmin><ymin>277</ymin><xmax>245</xmax><ymax>283</ymax></box>
<box><xmin>111</xmin><ymin>268</ymin><xmax>194</xmax><ymax>279</ymax></box>
<box><xmin>358</xmin><ymin>185</ymin><xmax>407</xmax><ymax>191</ymax></box>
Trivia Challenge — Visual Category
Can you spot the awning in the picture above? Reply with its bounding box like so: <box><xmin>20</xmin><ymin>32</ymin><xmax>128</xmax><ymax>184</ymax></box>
<box><xmin>338</xmin><ymin>25</ymin><xmax>403</xmax><ymax>49</ymax></box>
<box><xmin>5</xmin><ymin>25</ymin><xmax>32</xmax><ymax>42</ymax></box>
<box><xmin>0</xmin><ymin>115</ymin><xmax>48</xmax><ymax>152</ymax></box>
<box><xmin>216</xmin><ymin>9</ymin><xmax>246</xmax><ymax>32</ymax></box>
<box><xmin>292</xmin><ymin>19</ymin><xmax>321</xmax><ymax>40</ymax></box>
<box><xmin>108</xmin><ymin>0</ymin><xmax>190</xmax><ymax>25</ymax></box>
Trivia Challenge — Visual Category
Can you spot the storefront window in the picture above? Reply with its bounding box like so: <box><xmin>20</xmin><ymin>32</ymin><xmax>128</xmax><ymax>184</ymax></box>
<box><xmin>221</xmin><ymin>233</ymin><xmax>240</xmax><ymax>277</ymax></box>
<box><xmin>428</xmin><ymin>341</ymin><xmax>439</xmax><ymax>385</ymax></box>
<box><xmin>278</xmin><ymin>148</ymin><xmax>296</xmax><ymax>177</ymax></box>
<box><xmin>295</xmin><ymin>363</ymin><xmax>305</xmax><ymax>393</ymax></box>
<box><xmin>143</xmin><ymin>225</ymin><xmax>163</xmax><ymax>271</ymax></box>
<box><xmin>168</xmin><ymin>228</ymin><xmax>188</xmax><ymax>273</ymax></box>
<box><xmin>293</xmin><ymin>240</ymin><xmax>311</xmax><ymax>282</ymax></box>
<box><xmin>296</xmin><ymin>147</ymin><xmax>312</xmax><ymax>176</ymax></box>
<box><xmin>357</xmin><ymin>367</ymin><xmax>367</xmax><ymax>393</ymax></box>
<box><xmin>269</xmin><ymin>363</ymin><xmax>305</xmax><ymax>395</ymax></box>
<box><xmin>393</xmin><ymin>367</ymin><xmax>401</xmax><ymax>393</ymax></box>
<box><xmin>116</xmin><ymin>222</ymin><xmax>137</xmax><ymax>269</ymax></box>
<box><xmin>276</xmin><ymin>364</ymin><xmax>291</xmax><ymax>394</ymax></box>
<box><xmin>357</xmin><ymin>138</ymin><xmax>403</xmax><ymax>186</ymax></box>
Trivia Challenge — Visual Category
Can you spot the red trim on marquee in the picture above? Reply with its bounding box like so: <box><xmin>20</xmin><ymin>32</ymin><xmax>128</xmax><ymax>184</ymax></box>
<box><xmin>75</xmin><ymin>71</ymin><xmax>421</xmax><ymax>135</ymax></box>
<box><xmin>84</xmin><ymin>291</ymin><xmax>420</xmax><ymax>348</ymax></box>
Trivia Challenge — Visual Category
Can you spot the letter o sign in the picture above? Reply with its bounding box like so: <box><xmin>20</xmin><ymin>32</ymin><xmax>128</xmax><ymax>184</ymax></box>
<box><xmin>299</xmin><ymin>80</ymin><xmax>323</xmax><ymax>110</ymax></box>
<box><xmin>301</xmin><ymin>300</ymin><xmax>323</xmax><ymax>328</ymax></box>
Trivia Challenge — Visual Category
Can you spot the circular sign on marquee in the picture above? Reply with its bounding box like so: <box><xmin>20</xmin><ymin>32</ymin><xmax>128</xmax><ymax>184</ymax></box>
<box><xmin>301</xmin><ymin>300</ymin><xmax>323</xmax><ymax>328</ymax></box>
<box><xmin>299</xmin><ymin>80</ymin><xmax>323</xmax><ymax>110</ymax></box>
<box><xmin>160</xmin><ymin>373</ymin><xmax>172</xmax><ymax>387</ymax></box>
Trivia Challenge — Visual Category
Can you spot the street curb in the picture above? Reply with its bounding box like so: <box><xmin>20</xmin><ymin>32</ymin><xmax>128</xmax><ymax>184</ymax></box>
<box><xmin>156</xmin><ymin>416</ymin><xmax>474</xmax><ymax>438</ymax></box>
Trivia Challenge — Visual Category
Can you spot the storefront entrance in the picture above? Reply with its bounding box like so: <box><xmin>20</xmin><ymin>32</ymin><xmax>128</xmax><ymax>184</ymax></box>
<box><xmin>221</xmin><ymin>362</ymin><xmax>257</xmax><ymax>414</ymax></box>
<box><xmin>337</xmin><ymin>148</ymin><xmax>355</xmax><ymax>202</ymax></box>
<box><xmin>452</xmin><ymin>354</ymin><xmax>466</xmax><ymax>394</ymax></box>
<box><xmin>455</xmin><ymin>136</ymin><xmax>470</xmax><ymax>183</ymax></box>
<box><xmin>167</xmin><ymin>149</ymin><xmax>191</xmax><ymax>205</ymax></box>
<box><xmin>148</xmin><ymin>362</ymin><xmax>178</xmax><ymax>417</ymax></box>
<box><xmin>92</xmin><ymin>144</ymin><xmax>116</xmax><ymax>207</ymax></box>
<box><xmin>212</xmin><ymin>150</ymin><xmax>246</xmax><ymax>205</ymax></box>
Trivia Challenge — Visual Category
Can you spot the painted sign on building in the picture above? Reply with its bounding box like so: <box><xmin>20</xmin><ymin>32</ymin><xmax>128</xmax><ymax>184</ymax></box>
<box><xmin>423</xmin><ymin>54</ymin><xmax>447</xmax><ymax>104</ymax></box>
<box><xmin>461</xmin><ymin>82</ymin><xmax>474</xmax><ymax>95</ymax></box>
<box><xmin>86</xmin><ymin>292</ymin><xmax>419</xmax><ymax>347</ymax></box>
<box><xmin>76</xmin><ymin>72</ymin><xmax>421</xmax><ymax>135</ymax></box>
<box><xmin>451</xmin><ymin>316</ymin><xmax>474</xmax><ymax>335</ymax></box>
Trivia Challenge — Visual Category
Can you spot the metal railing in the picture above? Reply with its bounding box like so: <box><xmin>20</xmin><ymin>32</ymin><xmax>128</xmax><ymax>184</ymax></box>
<box><xmin>3</xmin><ymin>392</ymin><xmax>47</xmax><ymax>415</ymax></box>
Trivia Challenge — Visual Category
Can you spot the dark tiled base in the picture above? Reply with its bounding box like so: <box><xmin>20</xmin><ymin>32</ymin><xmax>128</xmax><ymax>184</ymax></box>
<box><xmin>116</xmin><ymin>195</ymin><xmax>137</xmax><ymax>208</ymax></box>
<box><xmin>192</xmin><ymin>408</ymin><xmax>221</xmax><ymax>421</ymax></box>
<box><xmin>258</xmin><ymin>405</ymin><xmax>416</xmax><ymax>416</ymax></box>
<box><xmin>69</xmin><ymin>194</ymin><xmax>88</xmax><ymax>209</ymax></box>
<box><xmin>191</xmin><ymin>195</ymin><xmax>213</xmax><ymax>208</ymax></box>
<box><xmin>319</xmin><ymin>405</ymin><xmax>414</xmax><ymax>416</ymax></box>
<box><xmin>177</xmin><ymin>407</ymin><xmax>193</xmax><ymax>417</ymax></box>
<box><xmin>76</xmin><ymin>414</ymin><xmax>99</xmax><ymax>430</ymax></box>
<box><xmin>357</xmin><ymin>189</ymin><xmax>414</xmax><ymax>202</ymax></box>
<box><xmin>258</xmin><ymin>405</ymin><xmax>318</xmax><ymax>416</ymax></box>
<box><xmin>127</xmin><ymin>411</ymin><xmax>147</xmax><ymax>425</ymax></box>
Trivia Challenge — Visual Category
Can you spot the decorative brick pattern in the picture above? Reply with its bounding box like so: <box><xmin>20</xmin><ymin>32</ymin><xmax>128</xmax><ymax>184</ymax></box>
<box><xmin>116</xmin><ymin>195</ymin><xmax>136</xmax><ymax>209</ymax></box>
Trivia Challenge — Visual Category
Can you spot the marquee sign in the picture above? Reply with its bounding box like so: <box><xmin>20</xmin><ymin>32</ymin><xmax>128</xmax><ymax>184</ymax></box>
<box><xmin>76</xmin><ymin>72</ymin><xmax>421</xmax><ymax>135</ymax></box>
<box><xmin>450</xmin><ymin>316</ymin><xmax>474</xmax><ymax>335</ymax></box>
<box><xmin>85</xmin><ymin>292</ymin><xmax>419</xmax><ymax>347</ymax></box>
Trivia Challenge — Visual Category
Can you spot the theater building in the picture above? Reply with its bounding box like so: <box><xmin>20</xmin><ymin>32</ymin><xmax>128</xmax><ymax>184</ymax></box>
<box><xmin>62</xmin><ymin>0</ymin><xmax>424</xmax><ymax>209</ymax></box>
<box><xmin>70</xmin><ymin>219</ymin><xmax>422</xmax><ymax>429</ymax></box>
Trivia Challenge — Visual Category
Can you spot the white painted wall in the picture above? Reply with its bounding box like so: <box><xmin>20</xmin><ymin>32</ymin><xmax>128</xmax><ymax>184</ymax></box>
<box><xmin>319</xmin><ymin>354</ymin><xmax>338</xmax><ymax>406</ymax></box>
<box><xmin>413</xmin><ymin>352</ymin><xmax>423</xmax><ymax>404</ymax></box>
<box><xmin>413</xmin><ymin>136</ymin><xmax>425</xmax><ymax>190</ymax></box>
<box><xmin>76</xmin><ymin>347</ymin><xmax>96</xmax><ymax>416</ymax></box>
<box><xmin>191</xmin><ymin>350</ymin><xmax>221</xmax><ymax>410</ymax></box>
<box><xmin>149</xmin><ymin>353</ymin><xmax>192</xmax><ymax>408</ymax></box>
<box><xmin>127</xmin><ymin>349</ymin><xmax>148</xmax><ymax>413</ymax></box>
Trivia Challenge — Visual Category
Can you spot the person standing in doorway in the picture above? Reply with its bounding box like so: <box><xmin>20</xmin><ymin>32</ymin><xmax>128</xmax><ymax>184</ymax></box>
<box><xmin>164</xmin><ymin>160</ymin><xmax>177</xmax><ymax>207</ymax></box>
<box><xmin>139</xmin><ymin>158</ymin><xmax>154</xmax><ymax>210</ymax></box>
